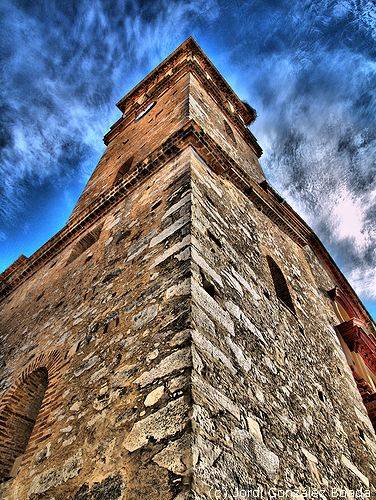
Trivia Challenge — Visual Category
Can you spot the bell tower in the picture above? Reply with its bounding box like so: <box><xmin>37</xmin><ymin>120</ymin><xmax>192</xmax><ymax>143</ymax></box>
<box><xmin>68</xmin><ymin>37</ymin><xmax>263</xmax><ymax>225</ymax></box>
<box><xmin>0</xmin><ymin>38</ymin><xmax>375</xmax><ymax>499</ymax></box>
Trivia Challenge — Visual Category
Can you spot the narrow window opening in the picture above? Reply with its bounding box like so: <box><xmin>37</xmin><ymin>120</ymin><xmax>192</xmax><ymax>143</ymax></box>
<box><xmin>200</xmin><ymin>271</ymin><xmax>216</xmax><ymax>298</ymax></box>
<box><xmin>358</xmin><ymin>427</ymin><xmax>366</xmax><ymax>442</ymax></box>
<box><xmin>151</xmin><ymin>200</ymin><xmax>162</xmax><ymax>211</ymax></box>
<box><xmin>266</xmin><ymin>256</ymin><xmax>296</xmax><ymax>314</ymax></box>
<box><xmin>263</xmin><ymin>289</ymin><xmax>271</xmax><ymax>300</ymax></box>
<box><xmin>115</xmin><ymin>156</ymin><xmax>134</xmax><ymax>184</ymax></box>
<box><xmin>135</xmin><ymin>101</ymin><xmax>156</xmax><ymax>121</ymax></box>
<box><xmin>318</xmin><ymin>390</ymin><xmax>325</xmax><ymax>402</ymax></box>
<box><xmin>0</xmin><ymin>368</ymin><xmax>48</xmax><ymax>481</ymax></box>
<box><xmin>205</xmin><ymin>194</ymin><xmax>215</xmax><ymax>207</ymax></box>
<box><xmin>223</xmin><ymin>120</ymin><xmax>236</xmax><ymax>144</ymax></box>
<box><xmin>66</xmin><ymin>225</ymin><xmax>102</xmax><ymax>265</ymax></box>
<box><xmin>207</xmin><ymin>230</ymin><xmax>222</xmax><ymax>248</ymax></box>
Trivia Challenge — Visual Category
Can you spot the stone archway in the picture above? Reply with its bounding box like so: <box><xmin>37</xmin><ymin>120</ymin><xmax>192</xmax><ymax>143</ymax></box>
<box><xmin>0</xmin><ymin>368</ymin><xmax>48</xmax><ymax>480</ymax></box>
<box><xmin>0</xmin><ymin>348</ymin><xmax>68</xmax><ymax>481</ymax></box>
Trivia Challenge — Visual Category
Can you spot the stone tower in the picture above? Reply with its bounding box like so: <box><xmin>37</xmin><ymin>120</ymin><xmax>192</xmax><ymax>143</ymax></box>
<box><xmin>0</xmin><ymin>37</ymin><xmax>375</xmax><ymax>499</ymax></box>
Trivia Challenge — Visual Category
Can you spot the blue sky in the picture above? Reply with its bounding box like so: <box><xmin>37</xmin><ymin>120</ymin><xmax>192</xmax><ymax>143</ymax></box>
<box><xmin>0</xmin><ymin>0</ymin><xmax>375</xmax><ymax>319</ymax></box>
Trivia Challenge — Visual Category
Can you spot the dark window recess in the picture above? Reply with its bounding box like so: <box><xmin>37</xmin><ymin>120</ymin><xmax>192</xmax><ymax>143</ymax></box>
<box><xmin>205</xmin><ymin>194</ymin><xmax>215</xmax><ymax>207</ymax></box>
<box><xmin>115</xmin><ymin>230</ymin><xmax>131</xmax><ymax>245</ymax></box>
<box><xmin>151</xmin><ymin>200</ymin><xmax>162</xmax><ymax>211</ymax></box>
<box><xmin>200</xmin><ymin>271</ymin><xmax>216</xmax><ymax>298</ymax></box>
<box><xmin>223</xmin><ymin>120</ymin><xmax>236</xmax><ymax>144</ymax></box>
<box><xmin>135</xmin><ymin>101</ymin><xmax>156</xmax><ymax>121</ymax></box>
<box><xmin>358</xmin><ymin>427</ymin><xmax>366</xmax><ymax>442</ymax></box>
<box><xmin>318</xmin><ymin>390</ymin><xmax>325</xmax><ymax>402</ymax></box>
<box><xmin>263</xmin><ymin>289</ymin><xmax>271</xmax><ymax>300</ymax></box>
<box><xmin>0</xmin><ymin>368</ymin><xmax>48</xmax><ymax>481</ymax></box>
<box><xmin>266</xmin><ymin>256</ymin><xmax>296</xmax><ymax>314</ymax></box>
<box><xmin>207</xmin><ymin>230</ymin><xmax>222</xmax><ymax>248</ymax></box>
<box><xmin>66</xmin><ymin>225</ymin><xmax>102</xmax><ymax>265</ymax></box>
<box><xmin>115</xmin><ymin>156</ymin><xmax>134</xmax><ymax>184</ymax></box>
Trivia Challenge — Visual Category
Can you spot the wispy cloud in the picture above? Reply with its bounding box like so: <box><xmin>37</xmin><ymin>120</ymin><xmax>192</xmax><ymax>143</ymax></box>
<box><xmin>0</xmin><ymin>0</ymin><xmax>218</xmax><ymax>221</ymax></box>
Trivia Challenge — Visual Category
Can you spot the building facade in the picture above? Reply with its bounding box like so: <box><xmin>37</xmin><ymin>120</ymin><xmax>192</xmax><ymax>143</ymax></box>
<box><xmin>0</xmin><ymin>37</ymin><xmax>375</xmax><ymax>499</ymax></box>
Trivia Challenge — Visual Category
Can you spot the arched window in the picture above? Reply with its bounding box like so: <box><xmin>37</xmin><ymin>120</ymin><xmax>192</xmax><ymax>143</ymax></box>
<box><xmin>266</xmin><ymin>256</ymin><xmax>295</xmax><ymax>314</ymax></box>
<box><xmin>114</xmin><ymin>156</ymin><xmax>134</xmax><ymax>184</ymax></box>
<box><xmin>0</xmin><ymin>368</ymin><xmax>48</xmax><ymax>480</ymax></box>
<box><xmin>66</xmin><ymin>224</ymin><xmax>102</xmax><ymax>265</ymax></box>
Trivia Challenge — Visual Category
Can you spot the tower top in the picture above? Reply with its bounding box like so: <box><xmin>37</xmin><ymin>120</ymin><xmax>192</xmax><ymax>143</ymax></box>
<box><xmin>115</xmin><ymin>37</ymin><xmax>256</xmax><ymax>125</ymax></box>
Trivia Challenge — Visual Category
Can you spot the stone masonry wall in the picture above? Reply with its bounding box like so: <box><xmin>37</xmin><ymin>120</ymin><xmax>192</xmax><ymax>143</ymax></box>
<box><xmin>1</xmin><ymin>41</ymin><xmax>375</xmax><ymax>499</ymax></box>
<box><xmin>189</xmin><ymin>149</ymin><xmax>376</xmax><ymax>498</ymax></box>
<box><xmin>0</xmin><ymin>149</ymin><xmax>195</xmax><ymax>500</ymax></box>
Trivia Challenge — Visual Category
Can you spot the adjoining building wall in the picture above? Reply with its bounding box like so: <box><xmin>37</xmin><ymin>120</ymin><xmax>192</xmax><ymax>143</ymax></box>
<box><xmin>189</xmin><ymin>150</ymin><xmax>376</xmax><ymax>497</ymax></box>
